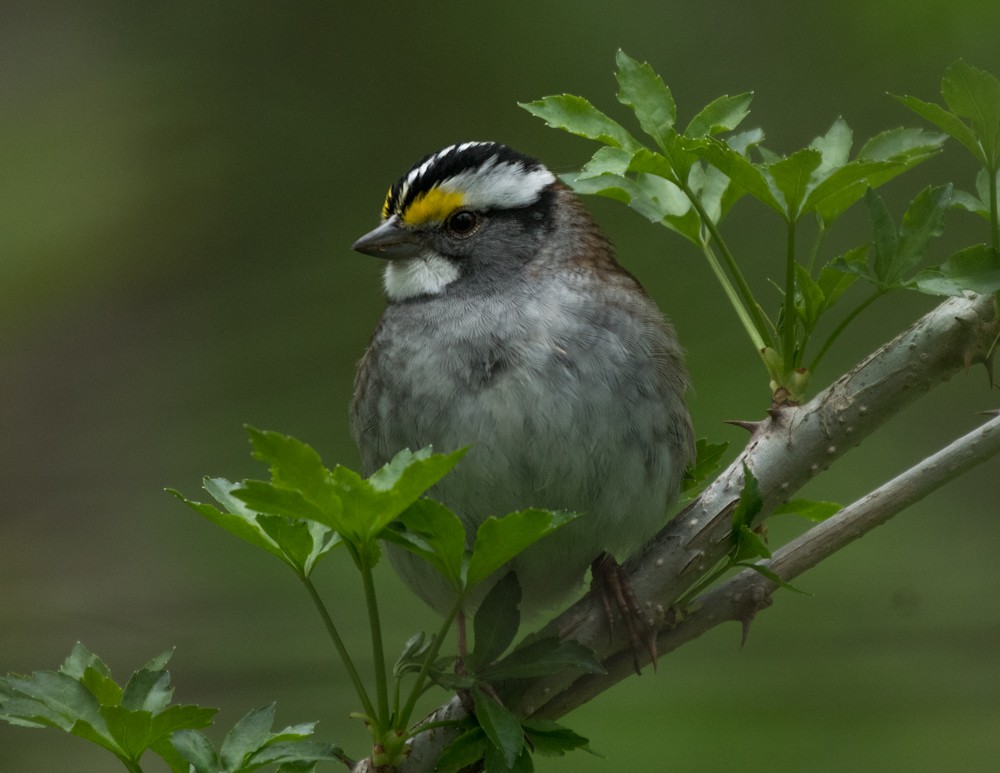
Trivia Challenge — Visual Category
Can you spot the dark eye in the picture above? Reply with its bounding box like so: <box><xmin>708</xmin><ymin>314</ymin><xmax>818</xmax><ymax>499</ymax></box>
<box><xmin>447</xmin><ymin>210</ymin><xmax>477</xmax><ymax>235</ymax></box>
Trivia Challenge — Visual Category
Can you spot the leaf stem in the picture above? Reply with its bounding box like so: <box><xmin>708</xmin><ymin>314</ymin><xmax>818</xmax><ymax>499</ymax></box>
<box><xmin>399</xmin><ymin>596</ymin><xmax>463</xmax><ymax>730</ymax></box>
<box><xmin>301</xmin><ymin>574</ymin><xmax>378</xmax><ymax>721</ymax></box>
<box><xmin>783</xmin><ymin>218</ymin><xmax>798</xmax><ymax>373</ymax></box>
<box><xmin>989</xmin><ymin>165</ymin><xmax>999</xmax><ymax>253</ymax></box>
<box><xmin>679</xmin><ymin>180</ymin><xmax>774</xmax><ymax>350</ymax></box>
<box><xmin>808</xmin><ymin>290</ymin><xmax>884</xmax><ymax>372</ymax></box>
<box><xmin>357</xmin><ymin>554</ymin><xmax>390</xmax><ymax>726</ymax></box>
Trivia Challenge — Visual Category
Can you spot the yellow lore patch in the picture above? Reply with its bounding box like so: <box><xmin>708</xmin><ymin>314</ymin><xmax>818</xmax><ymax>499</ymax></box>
<box><xmin>402</xmin><ymin>188</ymin><xmax>465</xmax><ymax>225</ymax></box>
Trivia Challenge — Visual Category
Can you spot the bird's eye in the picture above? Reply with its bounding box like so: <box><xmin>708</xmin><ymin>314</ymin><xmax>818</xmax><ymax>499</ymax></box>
<box><xmin>447</xmin><ymin>210</ymin><xmax>477</xmax><ymax>236</ymax></box>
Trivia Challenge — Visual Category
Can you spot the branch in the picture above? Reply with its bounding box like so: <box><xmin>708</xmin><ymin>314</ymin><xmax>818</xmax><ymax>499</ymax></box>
<box><xmin>389</xmin><ymin>293</ymin><xmax>997</xmax><ymax>771</ymax></box>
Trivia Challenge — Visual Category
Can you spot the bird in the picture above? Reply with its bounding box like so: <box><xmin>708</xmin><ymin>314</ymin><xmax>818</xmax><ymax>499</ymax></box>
<box><xmin>350</xmin><ymin>141</ymin><xmax>694</xmax><ymax>630</ymax></box>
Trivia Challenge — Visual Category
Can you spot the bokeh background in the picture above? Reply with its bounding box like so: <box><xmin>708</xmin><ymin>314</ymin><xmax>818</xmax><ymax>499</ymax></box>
<box><xmin>3</xmin><ymin>1</ymin><xmax>999</xmax><ymax>770</ymax></box>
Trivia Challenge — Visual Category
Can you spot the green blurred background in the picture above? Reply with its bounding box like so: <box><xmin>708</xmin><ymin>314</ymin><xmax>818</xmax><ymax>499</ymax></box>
<box><xmin>3</xmin><ymin>1</ymin><xmax>999</xmax><ymax>770</ymax></box>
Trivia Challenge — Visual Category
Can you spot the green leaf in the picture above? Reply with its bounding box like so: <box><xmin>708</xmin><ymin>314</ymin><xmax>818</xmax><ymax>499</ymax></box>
<box><xmin>332</xmin><ymin>447</ymin><xmax>466</xmax><ymax>546</ymax></box>
<box><xmin>614</xmin><ymin>49</ymin><xmax>676</xmax><ymax>150</ymax></box>
<box><xmin>730</xmin><ymin>465</ymin><xmax>767</xmax><ymax>563</ymax></box>
<box><xmin>816</xmin><ymin>264</ymin><xmax>858</xmax><ymax>310</ymax></box>
<box><xmin>738</xmin><ymin>563</ymin><xmax>811</xmax><ymax>595</ymax></box>
<box><xmin>681</xmin><ymin>438</ymin><xmax>729</xmax><ymax>497</ymax></box>
<box><xmin>392</xmin><ymin>499</ymin><xmax>467</xmax><ymax>589</ymax></box>
<box><xmin>910</xmin><ymin>244</ymin><xmax>1000</xmax><ymax>296</ymax></box>
<box><xmin>122</xmin><ymin>664</ymin><xmax>172</xmax><ymax>713</ymax></box>
<box><xmin>481</xmin><ymin>637</ymin><xmax>605</xmax><ymax>681</ymax></box>
<box><xmin>865</xmin><ymin>188</ymin><xmax>898</xmax><ymax>285</ymax></box>
<box><xmin>829</xmin><ymin>244</ymin><xmax>874</xmax><ymax>283</ymax></box>
<box><xmin>233</xmin><ymin>480</ymin><xmax>332</xmax><ymax>527</ymax></box>
<box><xmin>576</xmin><ymin>145</ymin><xmax>633</xmax><ymax>180</ymax></box>
<box><xmin>170</xmin><ymin>729</ymin><xmax>221</xmax><ymax>771</ymax></box>
<box><xmin>767</xmin><ymin>148</ymin><xmax>823</xmax><ymax>219</ymax></box>
<box><xmin>518</xmin><ymin>95</ymin><xmax>639</xmax><ymax>151</ymax></box>
<box><xmin>470</xmin><ymin>572</ymin><xmax>522</xmax><ymax>670</ymax></box>
<box><xmin>102</xmin><ymin>704</ymin><xmax>152</xmax><ymax>759</ymax></box>
<box><xmin>891</xmin><ymin>184</ymin><xmax>953</xmax><ymax>283</ymax></box>
<box><xmin>857</xmin><ymin>126</ymin><xmax>947</xmax><ymax>161</ymax></box>
<box><xmin>522</xmin><ymin>719</ymin><xmax>592</xmax><ymax>758</ymax></box>
<box><xmin>466</xmin><ymin>509</ymin><xmax>580</xmax><ymax>588</ymax></box>
<box><xmin>685</xmin><ymin>137</ymin><xmax>784</xmax><ymax>214</ymax></box>
<box><xmin>940</xmin><ymin>60</ymin><xmax>1000</xmax><ymax>166</ymax></box>
<box><xmin>220</xmin><ymin>704</ymin><xmax>276</xmax><ymax>768</ymax></box>
<box><xmin>470</xmin><ymin>685</ymin><xmax>523</xmax><ymax>769</ymax></box>
<box><xmin>435</xmin><ymin>727</ymin><xmax>489</xmax><ymax>773</ymax></box>
<box><xmin>772</xmin><ymin>499</ymin><xmax>841</xmax><ymax>521</ymax></box>
<box><xmin>893</xmin><ymin>93</ymin><xmax>985</xmax><ymax>164</ymax></box>
<box><xmin>246</xmin><ymin>428</ymin><xmax>334</xmax><ymax>506</ymax></box>
<box><xmin>685</xmin><ymin>92</ymin><xmax>753</xmax><ymax>138</ymax></box>
<box><xmin>810</xmin><ymin>117</ymin><xmax>853</xmax><ymax>174</ymax></box>
<box><xmin>169</xmin><ymin>481</ymin><xmax>288</xmax><ymax>565</ymax></box>
<box><xmin>794</xmin><ymin>262</ymin><xmax>825</xmax><ymax>330</ymax></box>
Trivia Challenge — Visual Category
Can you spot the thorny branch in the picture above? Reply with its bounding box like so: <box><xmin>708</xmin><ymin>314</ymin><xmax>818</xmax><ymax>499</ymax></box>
<box><xmin>380</xmin><ymin>293</ymin><xmax>998</xmax><ymax>773</ymax></box>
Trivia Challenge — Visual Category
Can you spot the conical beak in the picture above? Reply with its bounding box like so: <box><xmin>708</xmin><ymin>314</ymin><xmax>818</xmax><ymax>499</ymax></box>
<box><xmin>352</xmin><ymin>216</ymin><xmax>423</xmax><ymax>260</ymax></box>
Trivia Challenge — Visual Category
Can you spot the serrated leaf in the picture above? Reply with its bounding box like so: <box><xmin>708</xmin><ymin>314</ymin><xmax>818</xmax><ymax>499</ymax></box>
<box><xmin>857</xmin><ymin>126</ymin><xmax>947</xmax><ymax>161</ymax></box>
<box><xmin>436</xmin><ymin>727</ymin><xmax>489</xmax><ymax>773</ymax></box>
<box><xmin>767</xmin><ymin>148</ymin><xmax>823</xmax><ymax>219</ymax></box>
<box><xmin>169</xmin><ymin>485</ymin><xmax>287</xmax><ymax>566</ymax></box>
<box><xmin>333</xmin><ymin>447</ymin><xmax>466</xmax><ymax>546</ymax></box>
<box><xmin>102</xmin><ymin>704</ymin><xmax>153</xmax><ymax>759</ymax></box>
<box><xmin>615</xmin><ymin>49</ymin><xmax>676</xmax><ymax>149</ymax></box>
<box><xmin>794</xmin><ymin>263</ymin><xmax>825</xmax><ymax>330</ymax></box>
<box><xmin>738</xmin><ymin>563</ymin><xmax>811</xmax><ymax>595</ymax></box>
<box><xmin>470</xmin><ymin>573</ymin><xmax>521</xmax><ymax>670</ymax></box>
<box><xmin>233</xmin><ymin>480</ymin><xmax>333</xmax><ymax>527</ymax></box>
<box><xmin>170</xmin><ymin>729</ymin><xmax>221</xmax><ymax>771</ymax></box>
<box><xmin>865</xmin><ymin>188</ymin><xmax>898</xmax><ymax>285</ymax></box>
<box><xmin>122</xmin><ymin>666</ymin><xmax>172</xmax><ymax>713</ymax></box>
<box><xmin>940</xmin><ymin>60</ymin><xmax>1000</xmax><ymax>165</ymax></box>
<box><xmin>685</xmin><ymin>92</ymin><xmax>753</xmax><ymax>138</ymax></box>
<box><xmin>685</xmin><ymin>137</ymin><xmax>784</xmax><ymax>214</ymax></box>
<box><xmin>220</xmin><ymin>704</ymin><xmax>277</xmax><ymax>768</ymax></box>
<box><xmin>269</xmin><ymin>517</ymin><xmax>340</xmax><ymax>577</ymax></box>
<box><xmin>892</xmin><ymin>184</ymin><xmax>952</xmax><ymax>284</ymax></box>
<box><xmin>466</xmin><ymin>509</ymin><xmax>580</xmax><ymax>588</ymax></box>
<box><xmin>682</xmin><ymin>438</ymin><xmax>729</xmax><ymax>496</ymax></box>
<box><xmin>470</xmin><ymin>685</ymin><xmax>523</xmax><ymax>769</ymax></box>
<box><xmin>910</xmin><ymin>244</ymin><xmax>1000</xmax><ymax>296</ymax></box>
<box><xmin>810</xmin><ymin>117</ymin><xmax>853</xmax><ymax>174</ymax></box>
<box><xmin>148</xmin><ymin>705</ymin><xmax>216</xmax><ymax>744</ymax></box>
<box><xmin>390</xmin><ymin>498</ymin><xmax>467</xmax><ymax>588</ymax></box>
<box><xmin>829</xmin><ymin>244</ymin><xmax>874</xmax><ymax>283</ymax></box>
<box><xmin>519</xmin><ymin>95</ymin><xmax>639</xmax><ymax>151</ymax></box>
<box><xmin>576</xmin><ymin>145</ymin><xmax>633</xmax><ymax>180</ymax></box>
<box><xmin>60</xmin><ymin>642</ymin><xmax>111</xmax><ymax>681</ymax></box>
<box><xmin>893</xmin><ymin>93</ymin><xmax>985</xmax><ymax>164</ymax></box>
<box><xmin>772</xmin><ymin>499</ymin><xmax>841</xmax><ymax>521</ymax></box>
<box><xmin>522</xmin><ymin>719</ymin><xmax>591</xmax><ymax>758</ymax></box>
<box><xmin>481</xmin><ymin>637</ymin><xmax>605</xmax><ymax>681</ymax></box>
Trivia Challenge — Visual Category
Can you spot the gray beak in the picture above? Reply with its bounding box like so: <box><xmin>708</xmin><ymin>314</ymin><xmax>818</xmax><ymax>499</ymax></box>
<box><xmin>352</xmin><ymin>216</ymin><xmax>423</xmax><ymax>260</ymax></box>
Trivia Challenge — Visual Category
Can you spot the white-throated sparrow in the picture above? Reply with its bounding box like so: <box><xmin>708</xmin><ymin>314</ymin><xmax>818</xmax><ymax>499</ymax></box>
<box><xmin>351</xmin><ymin>141</ymin><xmax>694</xmax><ymax>619</ymax></box>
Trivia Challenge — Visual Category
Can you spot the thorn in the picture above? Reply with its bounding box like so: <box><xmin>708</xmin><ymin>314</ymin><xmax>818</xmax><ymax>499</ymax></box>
<box><xmin>725</xmin><ymin>419</ymin><xmax>763</xmax><ymax>434</ymax></box>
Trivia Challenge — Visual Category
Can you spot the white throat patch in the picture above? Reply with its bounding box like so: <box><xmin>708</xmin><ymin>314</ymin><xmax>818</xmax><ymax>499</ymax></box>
<box><xmin>383</xmin><ymin>253</ymin><xmax>460</xmax><ymax>300</ymax></box>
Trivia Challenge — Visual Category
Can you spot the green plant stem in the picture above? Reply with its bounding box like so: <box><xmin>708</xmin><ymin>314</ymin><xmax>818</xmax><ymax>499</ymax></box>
<box><xmin>989</xmin><ymin>165</ymin><xmax>999</xmax><ymax>252</ymax></box>
<box><xmin>808</xmin><ymin>290</ymin><xmax>883</xmax><ymax>372</ymax></box>
<box><xmin>399</xmin><ymin>597</ymin><xmax>463</xmax><ymax>731</ymax></box>
<box><xmin>302</xmin><ymin>575</ymin><xmax>378</xmax><ymax>721</ymax></box>
<box><xmin>988</xmin><ymin>166</ymin><xmax>1000</xmax><ymax>324</ymax></box>
<box><xmin>680</xmin><ymin>180</ymin><xmax>775</xmax><ymax>350</ymax></box>
<box><xmin>358</xmin><ymin>558</ymin><xmax>390</xmax><ymax>726</ymax></box>
<box><xmin>783</xmin><ymin>218</ymin><xmax>798</xmax><ymax>373</ymax></box>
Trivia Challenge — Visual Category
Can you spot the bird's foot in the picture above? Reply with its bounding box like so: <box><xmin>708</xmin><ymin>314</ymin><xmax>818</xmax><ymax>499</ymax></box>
<box><xmin>591</xmin><ymin>553</ymin><xmax>657</xmax><ymax>675</ymax></box>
